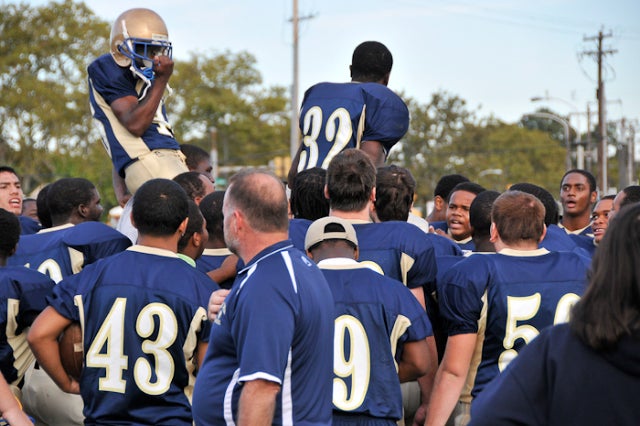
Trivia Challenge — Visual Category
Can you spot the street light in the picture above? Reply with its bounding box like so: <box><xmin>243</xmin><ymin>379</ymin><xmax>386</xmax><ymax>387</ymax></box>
<box><xmin>531</xmin><ymin>95</ymin><xmax>584</xmax><ymax>168</ymax></box>
<box><xmin>523</xmin><ymin>112</ymin><xmax>572</xmax><ymax>171</ymax></box>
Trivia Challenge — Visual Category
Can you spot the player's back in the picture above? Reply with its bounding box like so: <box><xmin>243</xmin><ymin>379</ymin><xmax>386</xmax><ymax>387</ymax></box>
<box><xmin>8</xmin><ymin>222</ymin><xmax>131</xmax><ymax>283</ymax></box>
<box><xmin>298</xmin><ymin>82</ymin><xmax>408</xmax><ymax>171</ymax></box>
<box><xmin>320</xmin><ymin>262</ymin><xmax>431</xmax><ymax>422</ymax></box>
<box><xmin>352</xmin><ymin>221</ymin><xmax>437</xmax><ymax>290</ymax></box>
<box><xmin>0</xmin><ymin>266</ymin><xmax>55</xmax><ymax>386</ymax></box>
<box><xmin>52</xmin><ymin>246</ymin><xmax>214</xmax><ymax>425</ymax></box>
<box><xmin>439</xmin><ymin>250</ymin><xmax>589</xmax><ymax>397</ymax></box>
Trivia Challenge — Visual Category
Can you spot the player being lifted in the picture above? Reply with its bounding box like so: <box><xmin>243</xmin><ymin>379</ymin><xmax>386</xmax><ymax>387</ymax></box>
<box><xmin>88</xmin><ymin>8</ymin><xmax>189</xmax><ymax>241</ymax></box>
<box><xmin>287</xmin><ymin>41</ymin><xmax>409</xmax><ymax>184</ymax></box>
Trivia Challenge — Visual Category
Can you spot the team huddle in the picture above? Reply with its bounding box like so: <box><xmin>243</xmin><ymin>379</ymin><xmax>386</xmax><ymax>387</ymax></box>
<box><xmin>1</xmin><ymin>6</ymin><xmax>640</xmax><ymax>426</ymax></box>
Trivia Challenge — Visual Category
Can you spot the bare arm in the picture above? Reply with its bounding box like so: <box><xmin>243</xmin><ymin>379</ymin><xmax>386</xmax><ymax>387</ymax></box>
<box><xmin>206</xmin><ymin>254</ymin><xmax>238</xmax><ymax>286</ymax></box>
<box><xmin>425</xmin><ymin>333</ymin><xmax>477</xmax><ymax>426</ymax></box>
<box><xmin>410</xmin><ymin>287</ymin><xmax>427</xmax><ymax>310</ymax></box>
<box><xmin>398</xmin><ymin>338</ymin><xmax>429</xmax><ymax>383</ymax></box>
<box><xmin>110</xmin><ymin>56</ymin><xmax>173</xmax><ymax>137</ymax></box>
<box><xmin>360</xmin><ymin>140</ymin><xmax>386</xmax><ymax>168</ymax></box>
<box><xmin>237</xmin><ymin>379</ymin><xmax>281</xmax><ymax>426</ymax></box>
<box><xmin>112</xmin><ymin>167</ymin><xmax>131</xmax><ymax>207</ymax></box>
<box><xmin>0</xmin><ymin>373</ymin><xmax>33</xmax><ymax>425</ymax></box>
<box><xmin>286</xmin><ymin>142</ymin><xmax>304</xmax><ymax>189</ymax></box>
<box><xmin>27</xmin><ymin>306</ymin><xmax>80</xmax><ymax>394</ymax></box>
<box><xmin>411</xmin><ymin>336</ymin><xmax>439</xmax><ymax>425</ymax></box>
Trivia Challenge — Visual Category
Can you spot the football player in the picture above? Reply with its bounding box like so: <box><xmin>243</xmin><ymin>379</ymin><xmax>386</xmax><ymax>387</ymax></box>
<box><xmin>288</xmin><ymin>149</ymin><xmax>439</xmax><ymax>422</ymax></box>
<box><xmin>434</xmin><ymin>182</ymin><xmax>486</xmax><ymax>252</ymax></box>
<box><xmin>88</xmin><ymin>8</ymin><xmax>188</xmax><ymax>241</ymax></box>
<box><xmin>28</xmin><ymin>179</ymin><xmax>214</xmax><ymax>425</ymax></box>
<box><xmin>0</xmin><ymin>209</ymin><xmax>54</xmax><ymax>407</ymax></box>
<box><xmin>0</xmin><ymin>166</ymin><xmax>40</xmax><ymax>235</ymax></box>
<box><xmin>305</xmin><ymin>216</ymin><xmax>435</xmax><ymax>425</ymax></box>
<box><xmin>9</xmin><ymin>178</ymin><xmax>131</xmax><ymax>425</ymax></box>
<box><xmin>559</xmin><ymin>169</ymin><xmax>597</xmax><ymax>236</ymax></box>
<box><xmin>426</xmin><ymin>191</ymin><xmax>590</xmax><ymax>426</ymax></box>
<box><xmin>287</xmin><ymin>41</ymin><xmax>409</xmax><ymax>184</ymax></box>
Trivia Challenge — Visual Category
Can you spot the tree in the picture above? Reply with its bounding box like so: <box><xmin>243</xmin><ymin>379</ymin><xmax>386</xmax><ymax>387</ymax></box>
<box><xmin>171</xmin><ymin>51</ymin><xmax>290</xmax><ymax>176</ymax></box>
<box><xmin>0</xmin><ymin>0</ymin><xmax>110</xmax><ymax>192</ymax></box>
<box><xmin>390</xmin><ymin>92</ymin><xmax>567</xmax><ymax>209</ymax></box>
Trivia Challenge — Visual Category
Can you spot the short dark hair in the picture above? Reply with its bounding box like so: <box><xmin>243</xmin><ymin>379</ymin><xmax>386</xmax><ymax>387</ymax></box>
<box><xmin>36</xmin><ymin>183</ymin><xmax>53</xmax><ymax>229</ymax></box>
<box><xmin>180</xmin><ymin>144</ymin><xmax>210</xmax><ymax>170</ymax></box>
<box><xmin>178</xmin><ymin>200</ymin><xmax>205</xmax><ymax>251</ymax></box>
<box><xmin>469</xmin><ymin>190</ymin><xmax>500</xmax><ymax>237</ymax></box>
<box><xmin>374</xmin><ymin>165</ymin><xmax>416</xmax><ymax>222</ymax></box>
<box><xmin>199</xmin><ymin>191</ymin><xmax>225</xmax><ymax>242</ymax></box>
<box><xmin>47</xmin><ymin>178</ymin><xmax>96</xmax><ymax>223</ymax></box>
<box><xmin>621</xmin><ymin>185</ymin><xmax>640</xmax><ymax>208</ymax></box>
<box><xmin>492</xmin><ymin>190</ymin><xmax>545</xmax><ymax>244</ymax></box>
<box><xmin>290</xmin><ymin>167</ymin><xmax>329</xmax><ymax>221</ymax></box>
<box><xmin>561</xmin><ymin>169</ymin><xmax>597</xmax><ymax>193</ymax></box>
<box><xmin>132</xmin><ymin>179</ymin><xmax>189</xmax><ymax>237</ymax></box>
<box><xmin>448</xmin><ymin>182</ymin><xmax>486</xmax><ymax>203</ymax></box>
<box><xmin>434</xmin><ymin>174</ymin><xmax>469</xmax><ymax>199</ymax></box>
<box><xmin>326</xmin><ymin>149</ymin><xmax>376</xmax><ymax>212</ymax></box>
<box><xmin>0</xmin><ymin>166</ymin><xmax>18</xmax><ymax>176</ymax></box>
<box><xmin>510</xmin><ymin>182</ymin><xmax>559</xmax><ymax>226</ymax></box>
<box><xmin>350</xmin><ymin>41</ymin><xmax>393</xmax><ymax>82</ymax></box>
<box><xmin>173</xmin><ymin>171</ymin><xmax>207</xmax><ymax>201</ymax></box>
<box><xmin>227</xmin><ymin>169</ymin><xmax>289</xmax><ymax>233</ymax></box>
<box><xmin>571</xmin><ymin>203</ymin><xmax>640</xmax><ymax>349</ymax></box>
<box><xmin>0</xmin><ymin>208</ymin><xmax>20</xmax><ymax>257</ymax></box>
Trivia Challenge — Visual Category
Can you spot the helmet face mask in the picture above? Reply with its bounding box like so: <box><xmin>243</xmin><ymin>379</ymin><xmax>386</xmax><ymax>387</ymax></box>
<box><xmin>110</xmin><ymin>8</ymin><xmax>172</xmax><ymax>80</ymax></box>
<box><xmin>119</xmin><ymin>37</ymin><xmax>172</xmax><ymax>79</ymax></box>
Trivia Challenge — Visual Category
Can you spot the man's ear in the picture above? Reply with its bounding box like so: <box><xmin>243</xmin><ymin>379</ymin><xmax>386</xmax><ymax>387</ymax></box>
<box><xmin>489</xmin><ymin>222</ymin><xmax>498</xmax><ymax>243</ymax></box>
<box><xmin>434</xmin><ymin>195</ymin><xmax>445</xmax><ymax>211</ymax></box>
<box><xmin>178</xmin><ymin>217</ymin><xmax>189</xmax><ymax>236</ymax></box>
<box><xmin>539</xmin><ymin>224</ymin><xmax>547</xmax><ymax>244</ymax></box>
<box><xmin>590</xmin><ymin>191</ymin><xmax>598</xmax><ymax>204</ymax></box>
<box><xmin>324</xmin><ymin>184</ymin><xmax>330</xmax><ymax>200</ymax></box>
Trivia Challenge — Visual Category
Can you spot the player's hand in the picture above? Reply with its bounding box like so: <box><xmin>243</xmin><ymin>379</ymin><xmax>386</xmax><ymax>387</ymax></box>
<box><xmin>63</xmin><ymin>377</ymin><xmax>81</xmax><ymax>395</ymax></box>
<box><xmin>208</xmin><ymin>289</ymin><xmax>231</xmax><ymax>322</ymax></box>
<box><xmin>412</xmin><ymin>403</ymin><xmax>428</xmax><ymax>426</ymax></box>
<box><xmin>153</xmin><ymin>55</ymin><xmax>174</xmax><ymax>80</ymax></box>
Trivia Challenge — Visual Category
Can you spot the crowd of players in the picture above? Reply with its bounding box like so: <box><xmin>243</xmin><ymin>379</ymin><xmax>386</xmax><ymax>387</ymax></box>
<box><xmin>1</xmin><ymin>5</ymin><xmax>640</xmax><ymax>426</ymax></box>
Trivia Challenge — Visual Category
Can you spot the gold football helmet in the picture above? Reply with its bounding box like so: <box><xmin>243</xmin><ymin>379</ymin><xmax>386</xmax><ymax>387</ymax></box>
<box><xmin>110</xmin><ymin>8</ymin><xmax>172</xmax><ymax>79</ymax></box>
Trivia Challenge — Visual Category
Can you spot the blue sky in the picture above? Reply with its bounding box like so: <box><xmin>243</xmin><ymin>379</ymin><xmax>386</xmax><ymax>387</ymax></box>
<box><xmin>12</xmin><ymin>0</ymin><xmax>640</xmax><ymax>134</ymax></box>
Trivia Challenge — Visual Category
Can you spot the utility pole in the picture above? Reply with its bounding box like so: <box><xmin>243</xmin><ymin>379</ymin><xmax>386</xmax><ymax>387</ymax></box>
<box><xmin>582</xmin><ymin>29</ymin><xmax>617</xmax><ymax>193</ymax></box>
<box><xmin>289</xmin><ymin>1</ymin><xmax>315</xmax><ymax>160</ymax></box>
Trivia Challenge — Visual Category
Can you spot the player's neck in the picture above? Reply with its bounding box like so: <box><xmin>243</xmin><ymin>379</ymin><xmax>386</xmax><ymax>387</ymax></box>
<box><xmin>561</xmin><ymin>213</ymin><xmax>591</xmax><ymax>231</ymax></box>
<box><xmin>329</xmin><ymin>207</ymin><xmax>372</xmax><ymax>222</ymax></box>
<box><xmin>137</xmin><ymin>234</ymin><xmax>181</xmax><ymax>253</ymax></box>
<box><xmin>237</xmin><ymin>231</ymin><xmax>289</xmax><ymax>264</ymax></box>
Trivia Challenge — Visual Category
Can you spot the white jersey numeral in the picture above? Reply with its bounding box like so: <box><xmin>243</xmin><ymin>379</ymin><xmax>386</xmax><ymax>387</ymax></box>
<box><xmin>498</xmin><ymin>292</ymin><xmax>580</xmax><ymax>371</ymax></box>
<box><xmin>298</xmin><ymin>106</ymin><xmax>353</xmax><ymax>171</ymax></box>
<box><xmin>85</xmin><ymin>298</ymin><xmax>178</xmax><ymax>394</ymax></box>
<box><xmin>333</xmin><ymin>315</ymin><xmax>370</xmax><ymax>411</ymax></box>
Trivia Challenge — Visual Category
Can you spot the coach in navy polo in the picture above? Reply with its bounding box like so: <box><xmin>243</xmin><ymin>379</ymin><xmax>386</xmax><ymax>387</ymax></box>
<box><xmin>193</xmin><ymin>169</ymin><xmax>334</xmax><ymax>426</ymax></box>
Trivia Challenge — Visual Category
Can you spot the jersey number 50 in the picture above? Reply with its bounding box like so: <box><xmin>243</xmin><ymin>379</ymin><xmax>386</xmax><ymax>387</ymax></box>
<box><xmin>85</xmin><ymin>297</ymin><xmax>178</xmax><ymax>395</ymax></box>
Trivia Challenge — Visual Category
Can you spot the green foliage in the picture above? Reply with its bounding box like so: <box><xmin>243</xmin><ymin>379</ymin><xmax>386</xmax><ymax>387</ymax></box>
<box><xmin>0</xmin><ymin>0</ymin><xmax>112</xmax><ymax>198</ymax></box>
<box><xmin>171</xmin><ymin>51</ymin><xmax>290</xmax><ymax>175</ymax></box>
<box><xmin>390</xmin><ymin>91</ymin><xmax>566</xmax><ymax>207</ymax></box>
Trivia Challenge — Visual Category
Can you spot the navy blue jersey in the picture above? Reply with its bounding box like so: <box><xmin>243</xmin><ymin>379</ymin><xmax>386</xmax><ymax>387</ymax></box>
<box><xmin>297</xmin><ymin>82</ymin><xmax>409</xmax><ymax>171</ymax></box>
<box><xmin>289</xmin><ymin>219</ymin><xmax>438</xmax><ymax>291</ymax></box>
<box><xmin>319</xmin><ymin>259</ymin><xmax>431</xmax><ymax>421</ymax></box>
<box><xmin>18</xmin><ymin>216</ymin><xmax>40</xmax><ymax>235</ymax></box>
<box><xmin>88</xmin><ymin>53</ymin><xmax>180</xmax><ymax>176</ymax></box>
<box><xmin>438</xmin><ymin>249</ymin><xmax>589</xmax><ymax>398</ymax></box>
<box><xmin>195</xmin><ymin>248</ymin><xmax>234</xmax><ymax>289</ymax></box>
<box><xmin>192</xmin><ymin>241</ymin><xmax>334</xmax><ymax>426</ymax></box>
<box><xmin>48</xmin><ymin>245</ymin><xmax>214</xmax><ymax>425</ymax></box>
<box><xmin>8</xmin><ymin>222</ymin><xmax>131</xmax><ymax>283</ymax></box>
<box><xmin>470</xmin><ymin>324</ymin><xmax>640</xmax><ymax>426</ymax></box>
<box><xmin>0</xmin><ymin>267</ymin><xmax>54</xmax><ymax>386</ymax></box>
<box><xmin>426</xmin><ymin>233</ymin><xmax>463</xmax><ymax>257</ymax></box>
